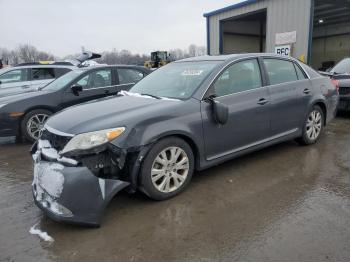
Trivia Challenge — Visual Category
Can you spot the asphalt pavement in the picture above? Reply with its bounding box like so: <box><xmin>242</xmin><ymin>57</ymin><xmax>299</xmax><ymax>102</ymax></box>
<box><xmin>0</xmin><ymin>114</ymin><xmax>350</xmax><ymax>262</ymax></box>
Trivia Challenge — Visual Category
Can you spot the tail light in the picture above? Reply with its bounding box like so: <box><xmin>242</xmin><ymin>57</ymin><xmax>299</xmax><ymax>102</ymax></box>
<box><xmin>331</xmin><ymin>79</ymin><xmax>340</xmax><ymax>92</ymax></box>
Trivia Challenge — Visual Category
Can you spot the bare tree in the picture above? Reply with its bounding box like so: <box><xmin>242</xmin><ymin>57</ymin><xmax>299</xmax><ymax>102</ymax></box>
<box><xmin>0</xmin><ymin>43</ymin><xmax>206</xmax><ymax>66</ymax></box>
<box><xmin>0</xmin><ymin>44</ymin><xmax>54</xmax><ymax>65</ymax></box>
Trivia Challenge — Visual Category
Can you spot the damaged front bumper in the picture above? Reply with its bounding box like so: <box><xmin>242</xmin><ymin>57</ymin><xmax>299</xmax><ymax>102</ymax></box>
<box><xmin>32</xmin><ymin>140</ymin><xmax>130</xmax><ymax>226</ymax></box>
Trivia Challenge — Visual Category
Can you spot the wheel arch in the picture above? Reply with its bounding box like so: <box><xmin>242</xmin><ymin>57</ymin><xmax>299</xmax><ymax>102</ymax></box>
<box><xmin>312</xmin><ymin>100</ymin><xmax>327</xmax><ymax>126</ymax></box>
<box><xmin>19</xmin><ymin>106</ymin><xmax>55</xmax><ymax>137</ymax></box>
<box><xmin>23</xmin><ymin>105</ymin><xmax>56</xmax><ymax>115</ymax></box>
<box><xmin>128</xmin><ymin>132</ymin><xmax>202</xmax><ymax>192</ymax></box>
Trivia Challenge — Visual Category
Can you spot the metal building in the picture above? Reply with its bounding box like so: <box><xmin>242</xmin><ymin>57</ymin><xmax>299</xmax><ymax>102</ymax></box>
<box><xmin>204</xmin><ymin>0</ymin><xmax>350</xmax><ymax>70</ymax></box>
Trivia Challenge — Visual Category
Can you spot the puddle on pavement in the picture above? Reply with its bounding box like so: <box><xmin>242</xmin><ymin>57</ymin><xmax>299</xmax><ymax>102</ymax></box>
<box><xmin>0</xmin><ymin>117</ymin><xmax>350</xmax><ymax>262</ymax></box>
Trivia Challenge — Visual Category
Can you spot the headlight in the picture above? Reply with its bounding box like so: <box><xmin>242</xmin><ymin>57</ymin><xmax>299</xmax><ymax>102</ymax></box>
<box><xmin>60</xmin><ymin>127</ymin><xmax>125</xmax><ymax>155</ymax></box>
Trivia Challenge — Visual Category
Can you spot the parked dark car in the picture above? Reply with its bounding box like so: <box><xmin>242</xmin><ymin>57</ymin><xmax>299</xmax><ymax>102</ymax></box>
<box><xmin>325</xmin><ymin>58</ymin><xmax>350</xmax><ymax>111</ymax></box>
<box><xmin>0</xmin><ymin>52</ymin><xmax>101</xmax><ymax>97</ymax></box>
<box><xmin>0</xmin><ymin>65</ymin><xmax>150</xmax><ymax>141</ymax></box>
<box><xmin>32</xmin><ymin>54</ymin><xmax>338</xmax><ymax>226</ymax></box>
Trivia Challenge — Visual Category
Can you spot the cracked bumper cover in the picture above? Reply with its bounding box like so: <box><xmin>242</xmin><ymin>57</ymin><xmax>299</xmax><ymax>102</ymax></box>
<box><xmin>32</xmin><ymin>144</ymin><xmax>130</xmax><ymax>226</ymax></box>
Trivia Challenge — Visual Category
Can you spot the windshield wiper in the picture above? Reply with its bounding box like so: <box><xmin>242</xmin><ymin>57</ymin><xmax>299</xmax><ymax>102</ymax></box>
<box><xmin>141</xmin><ymin>93</ymin><xmax>162</xmax><ymax>99</ymax></box>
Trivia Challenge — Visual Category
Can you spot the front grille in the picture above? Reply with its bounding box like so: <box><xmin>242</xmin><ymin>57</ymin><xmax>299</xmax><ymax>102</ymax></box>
<box><xmin>339</xmin><ymin>87</ymin><xmax>350</xmax><ymax>95</ymax></box>
<box><xmin>41</xmin><ymin>129</ymin><xmax>71</xmax><ymax>151</ymax></box>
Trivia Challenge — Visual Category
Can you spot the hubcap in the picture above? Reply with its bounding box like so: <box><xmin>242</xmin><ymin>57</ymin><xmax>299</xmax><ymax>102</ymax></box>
<box><xmin>26</xmin><ymin>114</ymin><xmax>49</xmax><ymax>140</ymax></box>
<box><xmin>151</xmin><ymin>146</ymin><xmax>189</xmax><ymax>193</ymax></box>
<box><xmin>306</xmin><ymin>110</ymin><xmax>322</xmax><ymax>140</ymax></box>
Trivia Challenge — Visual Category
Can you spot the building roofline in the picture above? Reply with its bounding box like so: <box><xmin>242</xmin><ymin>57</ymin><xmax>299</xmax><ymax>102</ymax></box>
<box><xmin>203</xmin><ymin>0</ymin><xmax>259</xmax><ymax>17</ymax></box>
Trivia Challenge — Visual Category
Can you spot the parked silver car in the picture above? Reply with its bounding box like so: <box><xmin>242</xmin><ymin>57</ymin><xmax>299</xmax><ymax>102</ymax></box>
<box><xmin>0</xmin><ymin>64</ymin><xmax>74</xmax><ymax>97</ymax></box>
<box><xmin>0</xmin><ymin>52</ymin><xmax>101</xmax><ymax>97</ymax></box>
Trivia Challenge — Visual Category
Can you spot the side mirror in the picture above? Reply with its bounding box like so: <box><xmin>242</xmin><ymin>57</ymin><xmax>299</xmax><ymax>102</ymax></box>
<box><xmin>0</xmin><ymin>80</ymin><xmax>2</xmax><ymax>85</ymax></box>
<box><xmin>71</xmin><ymin>85</ymin><xmax>83</xmax><ymax>96</ymax></box>
<box><xmin>205</xmin><ymin>96</ymin><xmax>229</xmax><ymax>125</ymax></box>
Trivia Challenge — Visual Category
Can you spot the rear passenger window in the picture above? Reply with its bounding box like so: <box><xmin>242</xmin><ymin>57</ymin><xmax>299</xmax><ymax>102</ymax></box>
<box><xmin>31</xmin><ymin>68</ymin><xmax>55</xmax><ymax>80</ymax></box>
<box><xmin>263</xmin><ymin>59</ymin><xmax>298</xmax><ymax>85</ymax></box>
<box><xmin>294</xmin><ymin>64</ymin><xmax>307</xmax><ymax>80</ymax></box>
<box><xmin>0</xmin><ymin>69</ymin><xmax>27</xmax><ymax>84</ymax></box>
<box><xmin>118</xmin><ymin>69</ymin><xmax>144</xmax><ymax>84</ymax></box>
<box><xmin>213</xmin><ymin>59</ymin><xmax>262</xmax><ymax>97</ymax></box>
<box><xmin>54</xmin><ymin>68</ymin><xmax>71</xmax><ymax>78</ymax></box>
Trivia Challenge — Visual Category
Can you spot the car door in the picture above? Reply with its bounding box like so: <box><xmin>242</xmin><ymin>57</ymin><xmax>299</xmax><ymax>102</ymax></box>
<box><xmin>29</xmin><ymin>67</ymin><xmax>56</xmax><ymax>89</ymax></box>
<box><xmin>262</xmin><ymin>58</ymin><xmax>312</xmax><ymax>136</ymax></box>
<box><xmin>201</xmin><ymin>58</ymin><xmax>271</xmax><ymax>160</ymax></box>
<box><xmin>0</xmin><ymin>68</ymin><xmax>31</xmax><ymax>92</ymax></box>
<box><xmin>60</xmin><ymin>68</ymin><xmax>116</xmax><ymax>108</ymax></box>
<box><xmin>117</xmin><ymin>67</ymin><xmax>146</xmax><ymax>91</ymax></box>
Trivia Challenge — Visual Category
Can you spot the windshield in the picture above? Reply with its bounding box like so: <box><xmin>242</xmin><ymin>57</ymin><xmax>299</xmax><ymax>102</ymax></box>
<box><xmin>43</xmin><ymin>69</ymin><xmax>84</xmax><ymax>91</ymax></box>
<box><xmin>129</xmin><ymin>61</ymin><xmax>220</xmax><ymax>99</ymax></box>
<box><xmin>331</xmin><ymin>58</ymin><xmax>350</xmax><ymax>74</ymax></box>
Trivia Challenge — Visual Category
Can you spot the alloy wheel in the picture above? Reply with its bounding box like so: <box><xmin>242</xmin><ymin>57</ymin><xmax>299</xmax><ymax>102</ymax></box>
<box><xmin>26</xmin><ymin>113</ymin><xmax>49</xmax><ymax>140</ymax></box>
<box><xmin>306</xmin><ymin>110</ymin><xmax>322</xmax><ymax>141</ymax></box>
<box><xmin>151</xmin><ymin>146</ymin><xmax>189</xmax><ymax>193</ymax></box>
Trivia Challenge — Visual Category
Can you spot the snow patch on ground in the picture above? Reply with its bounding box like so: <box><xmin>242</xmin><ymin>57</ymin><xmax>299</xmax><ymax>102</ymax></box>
<box><xmin>29</xmin><ymin>224</ymin><xmax>54</xmax><ymax>242</ymax></box>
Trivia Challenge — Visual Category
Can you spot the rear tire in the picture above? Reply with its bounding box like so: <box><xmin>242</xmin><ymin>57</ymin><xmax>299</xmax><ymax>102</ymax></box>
<box><xmin>139</xmin><ymin>137</ymin><xmax>194</xmax><ymax>201</ymax></box>
<box><xmin>297</xmin><ymin>105</ymin><xmax>324</xmax><ymax>145</ymax></box>
<box><xmin>21</xmin><ymin>109</ymin><xmax>52</xmax><ymax>142</ymax></box>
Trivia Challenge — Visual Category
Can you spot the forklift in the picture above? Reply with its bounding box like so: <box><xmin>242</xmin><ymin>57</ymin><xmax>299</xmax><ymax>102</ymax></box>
<box><xmin>144</xmin><ymin>51</ymin><xmax>171</xmax><ymax>69</ymax></box>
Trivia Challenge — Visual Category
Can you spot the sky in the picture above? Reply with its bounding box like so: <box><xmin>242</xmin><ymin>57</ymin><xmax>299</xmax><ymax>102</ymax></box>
<box><xmin>0</xmin><ymin>0</ymin><xmax>241</xmax><ymax>56</ymax></box>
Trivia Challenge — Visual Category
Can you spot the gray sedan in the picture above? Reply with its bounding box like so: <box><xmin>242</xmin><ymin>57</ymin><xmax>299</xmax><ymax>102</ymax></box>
<box><xmin>32</xmin><ymin>53</ymin><xmax>339</xmax><ymax>226</ymax></box>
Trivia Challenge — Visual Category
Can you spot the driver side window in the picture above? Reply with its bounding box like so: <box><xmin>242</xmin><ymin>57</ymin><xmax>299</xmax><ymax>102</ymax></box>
<box><xmin>76</xmin><ymin>75</ymin><xmax>90</xmax><ymax>88</ymax></box>
<box><xmin>213</xmin><ymin>59</ymin><xmax>262</xmax><ymax>97</ymax></box>
<box><xmin>74</xmin><ymin>69</ymin><xmax>112</xmax><ymax>90</ymax></box>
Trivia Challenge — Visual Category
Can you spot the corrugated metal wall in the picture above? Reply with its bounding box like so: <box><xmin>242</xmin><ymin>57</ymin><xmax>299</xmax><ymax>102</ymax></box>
<box><xmin>208</xmin><ymin>0</ymin><xmax>312</xmax><ymax>62</ymax></box>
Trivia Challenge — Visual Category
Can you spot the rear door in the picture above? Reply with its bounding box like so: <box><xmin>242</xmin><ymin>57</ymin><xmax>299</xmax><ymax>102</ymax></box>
<box><xmin>60</xmin><ymin>68</ymin><xmax>117</xmax><ymax>108</ymax></box>
<box><xmin>0</xmin><ymin>68</ymin><xmax>31</xmax><ymax>92</ymax></box>
<box><xmin>117</xmin><ymin>67</ymin><xmax>146</xmax><ymax>91</ymax></box>
<box><xmin>29</xmin><ymin>67</ymin><xmax>56</xmax><ymax>89</ymax></box>
<box><xmin>201</xmin><ymin>58</ymin><xmax>271</xmax><ymax>160</ymax></box>
<box><xmin>262</xmin><ymin>58</ymin><xmax>312</xmax><ymax>136</ymax></box>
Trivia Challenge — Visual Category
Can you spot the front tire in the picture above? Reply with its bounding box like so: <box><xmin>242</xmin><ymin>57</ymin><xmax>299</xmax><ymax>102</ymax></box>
<box><xmin>21</xmin><ymin>109</ymin><xmax>52</xmax><ymax>142</ymax></box>
<box><xmin>140</xmin><ymin>137</ymin><xmax>194</xmax><ymax>200</ymax></box>
<box><xmin>297</xmin><ymin>105</ymin><xmax>324</xmax><ymax>145</ymax></box>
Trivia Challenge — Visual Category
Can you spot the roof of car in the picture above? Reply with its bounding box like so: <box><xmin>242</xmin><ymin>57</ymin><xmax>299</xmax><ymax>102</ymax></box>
<box><xmin>69</xmin><ymin>64</ymin><xmax>149</xmax><ymax>71</ymax></box>
<box><xmin>0</xmin><ymin>64</ymin><xmax>149</xmax><ymax>76</ymax></box>
<box><xmin>176</xmin><ymin>53</ymin><xmax>300</xmax><ymax>63</ymax></box>
<box><xmin>12</xmin><ymin>64</ymin><xmax>75</xmax><ymax>69</ymax></box>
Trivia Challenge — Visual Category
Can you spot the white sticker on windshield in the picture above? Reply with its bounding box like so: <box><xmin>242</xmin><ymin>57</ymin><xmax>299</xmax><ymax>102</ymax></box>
<box><xmin>181</xmin><ymin>70</ymin><xmax>203</xmax><ymax>76</ymax></box>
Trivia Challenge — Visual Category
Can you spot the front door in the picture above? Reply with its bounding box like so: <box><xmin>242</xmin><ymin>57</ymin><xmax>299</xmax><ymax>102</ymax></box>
<box><xmin>61</xmin><ymin>68</ymin><xmax>117</xmax><ymax>108</ymax></box>
<box><xmin>201</xmin><ymin>58</ymin><xmax>271</xmax><ymax>160</ymax></box>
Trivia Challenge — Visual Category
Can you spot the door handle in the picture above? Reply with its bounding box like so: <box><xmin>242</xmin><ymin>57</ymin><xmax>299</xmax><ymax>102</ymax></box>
<box><xmin>22</xmin><ymin>85</ymin><xmax>30</xmax><ymax>88</ymax></box>
<box><xmin>257</xmin><ymin>98</ymin><xmax>269</xmax><ymax>105</ymax></box>
<box><xmin>303</xmin><ymin>88</ymin><xmax>311</xmax><ymax>94</ymax></box>
<box><xmin>104</xmin><ymin>90</ymin><xmax>110</xmax><ymax>94</ymax></box>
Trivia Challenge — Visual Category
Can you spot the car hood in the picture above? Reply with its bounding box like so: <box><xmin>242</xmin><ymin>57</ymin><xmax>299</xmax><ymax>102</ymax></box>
<box><xmin>46</xmin><ymin>96</ymin><xmax>183</xmax><ymax>135</ymax></box>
